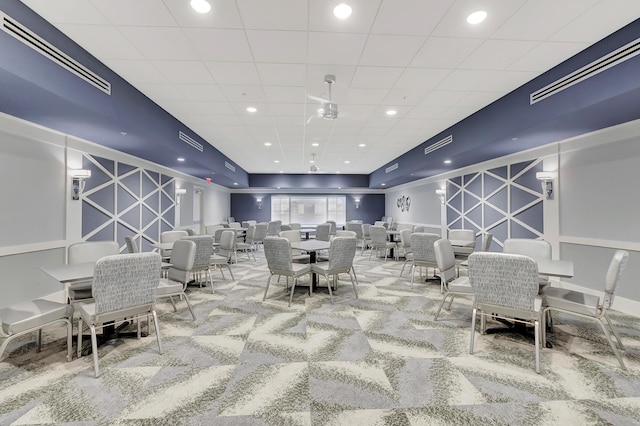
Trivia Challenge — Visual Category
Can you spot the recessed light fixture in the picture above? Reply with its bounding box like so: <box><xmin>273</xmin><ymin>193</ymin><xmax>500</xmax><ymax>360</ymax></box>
<box><xmin>336</xmin><ymin>171</ymin><xmax>341</xmax><ymax>174</ymax></box>
<box><xmin>381</xmin><ymin>183</ymin><xmax>386</xmax><ymax>186</ymax></box>
<box><xmin>264</xmin><ymin>142</ymin><xmax>272</xmax><ymax>146</ymax></box>
<box><xmin>333</xmin><ymin>3</ymin><xmax>352</xmax><ymax>19</ymax></box>
<box><xmin>444</xmin><ymin>159</ymin><xmax>452</xmax><ymax>164</ymax></box>
<box><xmin>312</xmin><ymin>142</ymin><xmax>319</xmax><ymax>147</ymax></box>
<box><xmin>344</xmin><ymin>160</ymin><xmax>350</xmax><ymax>164</ymax></box>
<box><xmin>279</xmin><ymin>171</ymin><xmax>284</xmax><ymax>173</ymax></box>
<box><xmin>190</xmin><ymin>0</ymin><xmax>211</xmax><ymax>14</ymax></box>
<box><xmin>358</xmin><ymin>143</ymin><xmax>366</xmax><ymax>147</ymax></box>
<box><xmin>467</xmin><ymin>10</ymin><xmax>487</xmax><ymax>25</ymax></box>
<box><xmin>177</xmin><ymin>157</ymin><xmax>185</xmax><ymax>162</ymax></box>
<box><xmin>246</xmin><ymin>107</ymin><xmax>257</xmax><ymax>113</ymax></box>
<box><xmin>386</xmin><ymin>110</ymin><xmax>397</xmax><ymax>116</ymax></box>
<box><xmin>309</xmin><ymin>159</ymin><xmax>315</xmax><ymax>164</ymax></box>
<box><xmin>120</xmin><ymin>131</ymin><xmax>127</xmax><ymax>136</ymax></box>
<box><xmin>233</xmin><ymin>182</ymin><xmax>238</xmax><ymax>186</ymax></box>
<box><xmin>274</xmin><ymin>160</ymin><xmax>280</xmax><ymax>163</ymax></box>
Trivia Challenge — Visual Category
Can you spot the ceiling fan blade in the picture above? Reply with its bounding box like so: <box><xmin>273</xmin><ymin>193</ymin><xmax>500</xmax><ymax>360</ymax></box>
<box><xmin>307</xmin><ymin>94</ymin><xmax>330</xmax><ymax>103</ymax></box>
<box><xmin>306</xmin><ymin>114</ymin><xmax>314</xmax><ymax>125</ymax></box>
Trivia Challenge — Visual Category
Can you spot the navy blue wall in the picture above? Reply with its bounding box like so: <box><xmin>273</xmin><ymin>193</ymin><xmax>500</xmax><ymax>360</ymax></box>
<box><xmin>249</xmin><ymin>174</ymin><xmax>369</xmax><ymax>189</ymax></box>
<box><xmin>231</xmin><ymin>193</ymin><xmax>385</xmax><ymax>224</ymax></box>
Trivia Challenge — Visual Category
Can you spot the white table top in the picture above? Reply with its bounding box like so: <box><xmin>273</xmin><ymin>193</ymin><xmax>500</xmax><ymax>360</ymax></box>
<box><xmin>290</xmin><ymin>240</ymin><xmax>331</xmax><ymax>252</ymax></box>
<box><xmin>42</xmin><ymin>260</ymin><xmax>172</xmax><ymax>283</ymax></box>
<box><xmin>449</xmin><ymin>239</ymin><xmax>475</xmax><ymax>248</ymax></box>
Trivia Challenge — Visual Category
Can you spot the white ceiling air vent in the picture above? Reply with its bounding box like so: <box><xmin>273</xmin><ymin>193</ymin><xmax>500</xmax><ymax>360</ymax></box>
<box><xmin>1</xmin><ymin>11</ymin><xmax>111</xmax><ymax>95</ymax></box>
<box><xmin>385</xmin><ymin>163</ymin><xmax>398</xmax><ymax>173</ymax></box>
<box><xmin>424</xmin><ymin>135</ymin><xmax>453</xmax><ymax>155</ymax></box>
<box><xmin>225</xmin><ymin>161</ymin><xmax>236</xmax><ymax>172</ymax></box>
<box><xmin>179</xmin><ymin>131</ymin><xmax>203</xmax><ymax>152</ymax></box>
<box><xmin>531</xmin><ymin>37</ymin><xmax>640</xmax><ymax>105</ymax></box>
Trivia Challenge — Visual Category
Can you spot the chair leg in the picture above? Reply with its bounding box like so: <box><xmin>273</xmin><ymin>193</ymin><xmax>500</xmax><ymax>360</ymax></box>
<box><xmin>434</xmin><ymin>293</ymin><xmax>449</xmax><ymax>320</ymax></box>
<box><xmin>227</xmin><ymin>264</ymin><xmax>235</xmax><ymax>281</ymax></box>
<box><xmin>152</xmin><ymin>309</ymin><xmax>163</xmax><ymax>355</ymax></box>
<box><xmin>469</xmin><ymin>308</ymin><xmax>477</xmax><ymax>354</ymax></box>
<box><xmin>65</xmin><ymin>318</ymin><xmax>73</xmax><ymax>362</ymax></box>
<box><xmin>168</xmin><ymin>296</ymin><xmax>178</xmax><ymax>312</ymax></box>
<box><xmin>183</xmin><ymin>292</ymin><xmax>196</xmax><ymax>320</ymax></box>
<box><xmin>597</xmin><ymin>317</ymin><xmax>627</xmax><ymax>369</ymax></box>
<box><xmin>77</xmin><ymin>318</ymin><xmax>83</xmax><ymax>359</ymax></box>
<box><xmin>349</xmin><ymin>271</ymin><xmax>358</xmax><ymax>299</ymax></box>
<box><xmin>410</xmin><ymin>264</ymin><xmax>415</xmax><ymax>288</ymax></box>
<box><xmin>288</xmin><ymin>277</ymin><xmax>297</xmax><ymax>307</ymax></box>
<box><xmin>326</xmin><ymin>275</ymin><xmax>334</xmax><ymax>304</ymax></box>
<box><xmin>534</xmin><ymin>319</ymin><xmax>541</xmax><ymax>374</ymax></box>
<box><xmin>90</xmin><ymin>324</ymin><xmax>100</xmax><ymax>378</ymax></box>
<box><xmin>603</xmin><ymin>313</ymin><xmax>626</xmax><ymax>351</ymax></box>
<box><xmin>36</xmin><ymin>328</ymin><xmax>42</xmax><ymax>352</ymax></box>
<box><xmin>263</xmin><ymin>275</ymin><xmax>272</xmax><ymax>301</ymax></box>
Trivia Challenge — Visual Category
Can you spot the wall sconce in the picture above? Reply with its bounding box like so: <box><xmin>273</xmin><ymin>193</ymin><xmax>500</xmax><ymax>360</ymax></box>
<box><xmin>435</xmin><ymin>188</ymin><xmax>446</xmax><ymax>205</ymax></box>
<box><xmin>536</xmin><ymin>171</ymin><xmax>555</xmax><ymax>200</ymax></box>
<box><xmin>69</xmin><ymin>169</ymin><xmax>91</xmax><ymax>200</ymax></box>
<box><xmin>354</xmin><ymin>198</ymin><xmax>360</xmax><ymax>209</ymax></box>
<box><xmin>257</xmin><ymin>198</ymin><xmax>262</xmax><ymax>210</ymax></box>
<box><xmin>175</xmin><ymin>188</ymin><xmax>187</xmax><ymax>205</ymax></box>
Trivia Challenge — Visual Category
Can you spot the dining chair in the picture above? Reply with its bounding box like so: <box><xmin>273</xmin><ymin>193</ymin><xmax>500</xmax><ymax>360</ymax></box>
<box><xmin>368</xmin><ymin>225</ymin><xmax>396</xmax><ymax>261</ymax></box>
<box><xmin>77</xmin><ymin>252</ymin><xmax>163</xmax><ymax>377</ymax></box>
<box><xmin>361</xmin><ymin>224</ymin><xmax>372</xmax><ymax>255</ymax></box>
<box><xmin>0</xmin><ymin>299</ymin><xmax>73</xmax><ymax>362</ymax></box>
<box><xmin>433</xmin><ymin>239</ymin><xmax>472</xmax><ymax>320</ymax></box>
<box><xmin>335</xmin><ymin>230</ymin><xmax>356</xmax><ymax>237</ymax></box>
<box><xmin>468</xmin><ymin>252</ymin><xmax>543</xmax><ymax>373</ymax></box>
<box><xmin>160</xmin><ymin>230</ymin><xmax>188</xmax><ymax>260</ymax></box>
<box><xmin>67</xmin><ymin>240</ymin><xmax>120</xmax><ymax>304</ymax></box>
<box><xmin>263</xmin><ymin>236</ymin><xmax>312</xmax><ymax>306</ymax></box>
<box><xmin>279</xmin><ymin>230</ymin><xmax>310</xmax><ymax>263</ymax></box>
<box><xmin>413</xmin><ymin>225</ymin><xmax>425</xmax><ymax>233</ymax></box>
<box><xmin>449</xmin><ymin>229</ymin><xmax>476</xmax><ymax>259</ymax></box>
<box><xmin>503</xmin><ymin>238</ymin><xmax>552</xmax><ymax>289</ymax></box>
<box><xmin>125</xmin><ymin>236</ymin><xmax>139</xmax><ymax>253</ymax></box>
<box><xmin>397</xmin><ymin>228</ymin><xmax>413</xmax><ymax>266</ymax></box>
<box><xmin>345</xmin><ymin>222</ymin><xmax>365</xmax><ymax>253</ymax></box>
<box><xmin>311</xmin><ymin>236</ymin><xmax>359</xmax><ymax>304</ymax></box>
<box><xmin>267</xmin><ymin>221</ymin><xmax>281</xmax><ymax>236</ymax></box>
<box><xmin>252</xmin><ymin>223</ymin><xmax>269</xmax><ymax>251</ymax></box>
<box><xmin>280</xmin><ymin>224</ymin><xmax>292</xmax><ymax>231</ymax></box>
<box><xmin>315</xmin><ymin>223</ymin><xmax>331</xmax><ymax>242</ymax></box>
<box><xmin>404</xmin><ymin>233</ymin><xmax>439</xmax><ymax>287</ymax></box>
<box><xmin>184</xmin><ymin>235</ymin><xmax>215</xmax><ymax>291</ymax></box>
<box><xmin>542</xmin><ymin>250</ymin><xmax>629</xmax><ymax>369</ymax></box>
<box><xmin>205</xmin><ymin>224</ymin><xmax>224</xmax><ymax>236</ymax></box>
<box><xmin>213</xmin><ymin>228</ymin><xmax>226</xmax><ymax>244</ymax></box>
<box><xmin>325</xmin><ymin>220</ymin><xmax>337</xmax><ymax>236</ymax></box>
<box><xmin>185</xmin><ymin>228</ymin><xmax>196</xmax><ymax>236</ymax></box>
<box><xmin>211</xmin><ymin>230</ymin><xmax>236</xmax><ymax>280</ymax></box>
<box><xmin>156</xmin><ymin>239</ymin><xmax>197</xmax><ymax>320</ymax></box>
<box><xmin>479</xmin><ymin>233</ymin><xmax>494</xmax><ymax>252</ymax></box>
<box><xmin>238</xmin><ymin>224</ymin><xmax>257</xmax><ymax>260</ymax></box>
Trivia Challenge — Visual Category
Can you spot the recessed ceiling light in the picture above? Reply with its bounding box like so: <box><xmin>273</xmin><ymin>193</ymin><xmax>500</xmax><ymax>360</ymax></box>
<box><xmin>264</xmin><ymin>142</ymin><xmax>272</xmax><ymax>146</ymax></box>
<box><xmin>386</xmin><ymin>110</ymin><xmax>397</xmax><ymax>116</ymax></box>
<box><xmin>120</xmin><ymin>131</ymin><xmax>127</xmax><ymax>136</ymax></box>
<box><xmin>358</xmin><ymin>143</ymin><xmax>366</xmax><ymax>147</ymax></box>
<box><xmin>274</xmin><ymin>160</ymin><xmax>279</xmax><ymax>163</ymax></box>
<box><xmin>177</xmin><ymin>157</ymin><xmax>185</xmax><ymax>162</ymax></box>
<box><xmin>312</xmin><ymin>143</ymin><xmax>319</xmax><ymax>147</ymax></box>
<box><xmin>190</xmin><ymin>0</ymin><xmax>211</xmax><ymax>14</ymax></box>
<box><xmin>233</xmin><ymin>182</ymin><xmax>238</xmax><ymax>186</ymax></box>
<box><xmin>444</xmin><ymin>159</ymin><xmax>452</xmax><ymax>164</ymax></box>
<box><xmin>279</xmin><ymin>171</ymin><xmax>284</xmax><ymax>173</ymax></box>
<box><xmin>381</xmin><ymin>183</ymin><xmax>386</xmax><ymax>186</ymax></box>
<box><xmin>246</xmin><ymin>106</ymin><xmax>257</xmax><ymax>113</ymax></box>
<box><xmin>336</xmin><ymin>171</ymin><xmax>341</xmax><ymax>174</ymax></box>
<box><xmin>333</xmin><ymin>3</ymin><xmax>352</xmax><ymax>19</ymax></box>
<box><xmin>344</xmin><ymin>160</ymin><xmax>350</xmax><ymax>164</ymax></box>
<box><xmin>467</xmin><ymin>10</ymin><xmax>487</xmax><ymax>25</ymax></box>
<box><xmin>309</xmin><ymin>159</ymin><xmax>315</xmax><ymax>164</ymax></box>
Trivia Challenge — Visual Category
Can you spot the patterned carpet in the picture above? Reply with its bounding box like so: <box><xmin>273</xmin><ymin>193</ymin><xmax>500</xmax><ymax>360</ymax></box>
<box><xmin>1</xmin><ymin>251</ymin><xmax>640</xmax><ymax>425</ymax></box>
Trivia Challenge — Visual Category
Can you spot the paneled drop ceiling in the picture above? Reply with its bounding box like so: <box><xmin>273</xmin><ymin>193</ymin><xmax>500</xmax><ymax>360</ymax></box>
<box><xmin>19</xmin><ymin>0</ymin><xmax>640</xmax><ymax>175</ymax></box>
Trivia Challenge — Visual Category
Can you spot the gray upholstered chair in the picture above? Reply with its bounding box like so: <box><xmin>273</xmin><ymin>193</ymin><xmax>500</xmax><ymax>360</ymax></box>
<box><xmin>263</xmin><ymin>236</ymin><xmax>312</xmax><ymax>306</ymax></box>
<box><xmin>315</xmin><ymin>223</ymin><xmax>331</xmax><ymax>242</ymax></box>
<box><xmin>413</xmin><ymin>225</ymin><xmax>425</xmax><ymax>233</ymax></box>
<box><xmin>361</xmin><ymin>224</ymin><xmax>372</xmax><ymax>254</ymax></box>
<box><xmin>479</xmin><ymin>233</ymin><xmax>493</xmax><ymax>252</ymax></box>
<box><xmin>0</xmin><ymin>299</ymin><xmax>73</xmax><ymax>362</ymax></box>
<box><xmin>398</xmin><ymin>228</ymin><xmax>413</xmax><ymax>260</ymax></box>
<box><xmin>368</xmin><ymin>225</ymin><xmax>396</xmax><ymax>261</ymax></box>
<box><xmin>184</xmin><ymin>235</ymin><xmax>215</xmax><ymax>290</ymax></box>
<box><xmin>210</xmin><ymin>230</ymin><xmax>235</xmax><ymax>281</ymax></box>
<box><xmin>345</xmin><ymin>222</ymin><xmax>364</xmax><ymax>254</ymax></box>
<box><xmin>160</xmin><ymin>230</ymin><xmax>188</xmax><ymax>260</ymax></box>
<box><xmin>311</xmin><ymin>236</ymin><xmax>359</xmax><ymax>304</ymax></box>
<box><xmin>335</xmin><ymin>230</ymin><xmax>356</xmax><ymax>237</ymax></box>
<box><xmin>542</xmin><ymin>250</ymin><xmax>629</xmax><ymax>369</ymax></box>
<box><xmin>267</xmin><ymin>220</ymin><xmax>281</xmax><ymax>236</ymax></box>
<box><xmin>185</xmin><ymin>228</ymin><xmax>196</xmax><ymax>236</ymax></box>
<box><xmin>237</xmin><ymin>224</ymin><xmax>256</xmax><ymax>261</ymax></box>
<box><xmin>503</xmin><ymin>238</ymin><xmax>552</xmax><ymax>289</ymax></box>
<box><xmin>213</xmin><ymin>228</ymin><xmax>226</xmax><ymax>244</ymax></box>
<box><xmin>468</xmin><ymin>252</ymin><xmax>542</xmax><ymax>373</ymax></box>
<box><xmin>156</xmin><ymin>239</ymin><xmax>197</xmax><ymax>319</ymax></box>
<box><xmin>77</xmin><ymin>252</ymin><xmax>163</xmax><ymax>377</ymax></box>
<box><xmin>125</xmin><ymin>236</ymin><xmax>139</xmax><ymax>253</ymax></box>
<box><xmin>433</xmin><ymin>239</ymin><xmax>472</xmax><ymax>320</ymax></box>
<box><xmin>280</xmin><ymin>224</ymin><xmax>292</xmax><ymax>231</ymax></box>
<box><xmin>205</xmin><ymin>224</ymin><xmax>224</xmax><ymax>236</ymax></box>
<box><xmin>449</xmin><ymin>229</ymin><xmax>476</xmax><ymax>257</ymax></box>
<box><xmin>279</xmin><ymin>230</ymin><xmax>310</xmax><ymax>263</ymax></box>
<box><xmin>67</xmin><ymin>240</ymin><xmax>119</xmax><ymax>304</ymax></box>
<box><xmin>289</xmin><ymin>223</ymin><xmax>301</xmax><ymax>230</ymax></box>
<box><xmin>325</xmin><ymin>220</ymin><xmax>337</xmax><ymax>236</ymax></box>
<box><xmin>404</xmin><ymin>233</ymin><xmax>439</xmax><ymax>287</ymax></box>
<box><xmin>252</xmin><ymin>223</ymin><xmax>269</xmax><ymax>251</ymax></box>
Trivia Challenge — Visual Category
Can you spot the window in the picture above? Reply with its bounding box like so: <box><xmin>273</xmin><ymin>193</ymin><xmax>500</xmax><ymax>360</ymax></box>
<box><xmin>272</xmin><ymin>196</ymin><xmax>346</xmax><ymax>225</ymax></box>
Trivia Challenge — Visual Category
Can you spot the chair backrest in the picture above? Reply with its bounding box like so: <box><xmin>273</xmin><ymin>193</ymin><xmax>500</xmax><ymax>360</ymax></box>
<box><xmin>267</xmin><ymin>221</ymin><xmax>281</xmax><ymax>236</ymax></box>
<box><xmin>92</xmin><ymin>252</ymin><xmax>161</xmax><ymax>316</ymax></box>
<box><xmin>279</xmin><ymin>229</ymin><xmax>303</xmax><ymax>255</ymax></box>
<box><xmin>253</xmin><ymin>223</ymin><xmax>269</xmax><ymax>243</ymax></box>
<box><xmin>280</xmin><ymin>224</ymin><xmax>292</xmax><ymax>231</ymax></box>
<box><xmin>205</xmin><ymin>224</ymin><xmax>224</xmax><ymax>235</ymax></box>
<box><xmin>161</xmin><ymin>230</ymin><xmax>188</xmax><ymax>244</ymax></box>
<box><xmin>184</xmin><ymin>235</ymin><xmax>214</xmax><ymax>270</ymax></box>
<box><xmin>214</xmin><ymin>228</ymin><xmax>226</xmax><ymax>243</ymax></box>
<box><xmin>325</xmin><ymin>220</ymin><xmax>337</xmax><ymax>235</ymax></box>
<box><xmin>410</xmin><ymin>233</ymin><xmax>439</xmax><ymax>263</ymax></box>
<box><xmin>167</xmin><ymin>239</ymin><xmax>196</xmax><ymax>283</ymax></box>
<box><xmin>228</xmin><ymin>222</ymin><xmax>241</xmax><ymax>229</ymax></box>
<box><xmin>468</xmin><ymin>252</ymin><xmax>539</xmax><ymax>312</ymax></box>
<box><xmin>316</xmin><ymin>223</ymin><xmax>331</xmax><ymax>242</ymax></box>
<box><xmin>217</xmin><ymin>230</ymin><xmax>236</xmax><ymax>258</ymax></box>
<box><xmin>289</xmin><ymin>223</ymin><xmax>301</xmax><ymax>230</ymax></box>
<box><xmin>449</xmin><ymin>229</ymin><xmax>476</xmax><ymax>243</ymax></box>
<box><xmin>399</xmin><ymin>229</ymin><xmax>412</xmax><ymax>248</ymax></box>
<box><xmin>336</xmin><ymin>230</ymin><xmax>356</xmax><ymax>238</ymax></box>
<box><xmin>68</xmin><ymin>241</ymin><xmax>119</xmax><ymax>264</ymax></box>
<box><xmin>346</xmin><ymin>222</ymin><xmax>363</xmax><ymax>239</ymax></box>
<box><xmin>603</xmin><ymin>250</ymin><xmax>629</xmax><ymax>308</ymax></box>
<box><xmin>244</xmin><ymin>224</ymin><xmax>256</xmax><ymax>243</ymax></box>
<box><xmin>434</xmin><ymin>239</ymin><xmax>457</xmax><ymax>284</ymax></box>
<box><xmin>328</xmin><ymin>237</ymin><xmax>357</xmax><ymax>271</ymax></box>
<box><xmin>263</xmin><ymin>236</ymin><xmax>293</xmax><ymax>274</ymax></box>
<box><xmin>227</xmin><ymin>217</ymin><xmax>235</xmax><ymax>224</ymax></box>
<box><xmin>396</xmin><ymin>223</ymin><xmax>413</xmax><ymax>233</ymax></box>
<box><xmin>503</xmin><ymin>238</ymin><xmax>551</xmax><ymax>280</ymax></box>
<box><xmin>185</xmin><ymin>228</ymin><xmax>196</xmax><ymax>236</ymax></box>
<box><xmin>361</xmin><ymin>223</ymin><xmax>371</xmax><ymax>238</ymax></box>
<box><xmin>480</xmin><ymin>233</ymin><xmax>493</xmax><ymax>252</ymax></box>
<box><xmin>369</xmin><ymin>225</ymin><xmax>388</xmax><ymax>244</ymax></box>
<box><xmin>125</xmin><ymin>236</ymin><xmax>138</xmax><ymax>254</ymax></box>
<box><xmin>413</xmin><ymin>225</ymin><xmax>425</xmax><ymax>233</ymax></box>
<box><xmin>374</xmin><ymin>220</ymin><xmax>388</xmax><ymax>229</ymax></box>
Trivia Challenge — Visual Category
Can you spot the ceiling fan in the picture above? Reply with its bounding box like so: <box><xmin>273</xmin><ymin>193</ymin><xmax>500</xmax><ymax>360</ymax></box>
<box><xmin>307</xmin><ymin>74</ymin><xmax>338</xmax><ymax>120</ymax></box>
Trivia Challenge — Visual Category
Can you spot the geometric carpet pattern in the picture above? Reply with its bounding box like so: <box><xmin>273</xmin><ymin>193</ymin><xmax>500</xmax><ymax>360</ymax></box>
<box><xmin>81</xmin><ymin>153</ymin><xmax>176</xmax><ymax>254</ymax></box>
<box><xmin>447</xmin><ymin>159</ymin><xmax>545</xmax><ymax>252</ymax></box>
<box><xmin>1</xmin><ymin>251</ymin><xmax>640</xmax><ymax>425</ymax></box>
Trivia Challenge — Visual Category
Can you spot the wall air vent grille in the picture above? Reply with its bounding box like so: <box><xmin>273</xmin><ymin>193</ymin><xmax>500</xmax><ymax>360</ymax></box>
<box><xmin>424</xmin><ymin>135</ymin><xmax>452</xmax><ymax>155</ymax></box>
<box><xmin>385</xmin><ymin>163</ymin><xmax>398</xmax><ymax>173</ymax></box>
<box><xmin>1</xmin><ymin>11</ymin><xmax>111</xmax><ymax>95</ymax></box>
<box><xmin>179</xmin><ymin>131</ymin><xmax>203</xmax><ymax>152</ymax></box>
<box><xmin>225</xmin><ymin>161</ymin><xmax>236</xmax><ymax>172</ymax></box>
<box><xmin>531</xmin><ymin>37</ymin><xmax>640</xmax><ymax>104</ymax></box>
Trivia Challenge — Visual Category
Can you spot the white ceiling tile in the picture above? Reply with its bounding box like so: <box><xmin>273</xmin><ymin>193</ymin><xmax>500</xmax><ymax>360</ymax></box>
<box><xmin>103</xmin><ymin>59</ymin><xmax>167</xmax><ymax>83</ymax></box>
<box><xmin>162</xmin><ymin>0</ymin><xmax>243</xmax><ymax>28</ymax></box>
<box><xmin>119</xmin><ymin>27</ymin><xmax>198</xmax><ymax>60</ymax></box>
<box><xmin>22</xmin><ymin>0</ymin><xmax>110</xmax><ymax>24</ymax></box>
<box><xmin>183</xmin><ymin>29</ymin><xmax>254</xmax><ymax>62</ymax></box>
<box><xmin>454</xmin><ymin>91</ymin><xmax>503</xmax><ymax>108</ymax></box>
<box><xmin>268</xmin><ymin>103</ymin><xmax>307</xmax><ymax>116</ymax></box>
<box><xmin>383</xmin><ymin>88</ymin><xmax>430</xmax><ymax>106</ymax></box>
<box><xmin>351</xmin><ymin>67</ymin><xmax>404</xmax><ymax>89</ymax></box>
<box><xmin>167</xmin><ymin>101</ymin><xmax>236</xmax><ymax>116</ymax></box>
<box><xmin>430</xmin><ymin>0</ymin><xmax>526</xmax><ymax>38</ymax></box>
<box><xmin>308</xmin><ymin>0</ymin><xmax>381</xmax><ymax>33</ymax></box>
<box><xmin>263</xmin><ymin>86</ymin><xmax>307</xmax><ymax>103</ymax></box>
<box><xmin>410</xmin><ymin>37</ymin><xmax>483</xmax><ymax>68</ymax></box>
<box><xmin>220</xmin><ymin>86</ymin><xmax>267</xmax><ymax>103</ymax></box>
<box><xmin>246</xmin><ymin>30</ymin><xmax>307</xmax><ymax>63</ymax></box>
<box><xmin>205</xmin><ymin>62</ymin><xmax>260</xmax><ymax>85</ymax></box>
<box><xmin>436</xmin><ymin>69</ymin><xmax>495</xmax><ymax>91</ymax></box>
<box><xmin>507</xmin><ymin>41</ymin><xmax>589</xmax><ymax>72</ymax></box>
<box><xmin>175</xmin><ymin>84</ymin><xmax>226</xmax><ymax>101</ymax></box>
<box><xmin>184</xmin><ymin>114</ymin><xmax>243</xmax><ymax>126</ymax></box>
<box><xmin>307</xmin><ymin>32</ymin><xmax>368</xmax><ymax>65</ymax></box>
<box><xmin>91</xmin><ymin>0</ymin><xmax>177</xmax><ymax>26</ymax></box>
<box><xmin>344</xmin><ymin>88</ymin><xmax>389</xmax><ymax>105</ymax></box>
<box><xmin>236</xmin><ymin>0</ymin><xmax>308</xmax><ymax>30</ymax></box>
<box><xmin>480</xmin><ymin>70</ymin><xmax>538</xmax><ymax>92</ymax></box>
<box><xmin>359</xmin><ymin>35</ymin><xmax>426</xmax><ymax>67</ymax></box>
<box><xmin>419</xmin><ymin>90</ymin><xmax>470</xmax><ymax>107</ymax></box>
<box><xmin>371</xmin><ymin>0</ymin><xmax>453</xmax><ymax>35</ymax></box>
<box><xmin>55</xmin><ymin>24</ymin><xmax>144</xmax><ymax>60</ymax></box>
<box><xmin>135</xmin><ymin>83</ymin><xmax>183</xmax><ymax>101</ymax></box>
<box><xmin>154</xmin><ymin>61</ymin><xmax>215</xmax><ymax>84</ymax></box>
<box><xmin>460</xmin><ymin>40</ymin><xmax>539</xmax><ymax>70</ymax></box>
<box><xmin>393</xmin><ymin>68</ymin><xmax>450</xmax><ymax>90</ymax></box>
<box><xmin>256</xmin><ymin>63</ymin><xmax>307</xmax><ymax>86</ymax></box>
<box><xmin>406</xmin><ymin>106</ymin><xmax>447</xmax><ymax>119</ymax></box>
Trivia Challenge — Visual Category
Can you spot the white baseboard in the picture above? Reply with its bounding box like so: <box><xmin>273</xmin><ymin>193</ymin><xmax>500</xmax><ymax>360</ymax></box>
<box><xmin>556</xmin><ymin>280</ymin><xmax>639</xmax><ymax>316</ymax></box>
